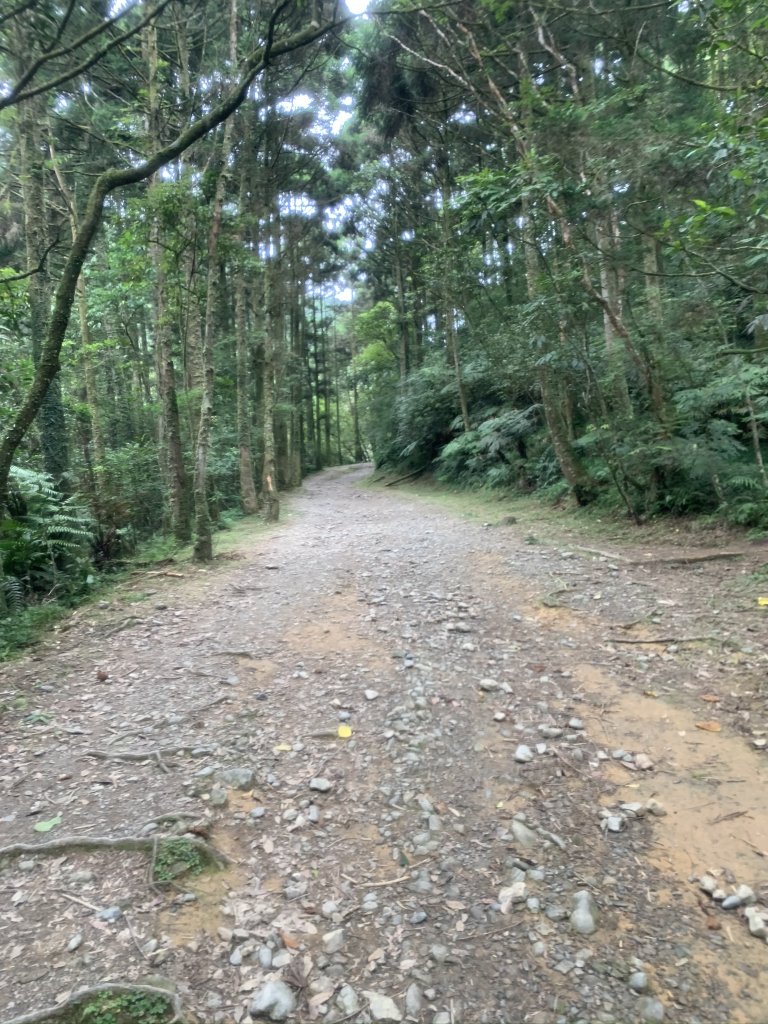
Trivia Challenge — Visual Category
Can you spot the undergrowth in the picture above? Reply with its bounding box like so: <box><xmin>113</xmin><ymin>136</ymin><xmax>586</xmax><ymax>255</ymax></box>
<box><xmin>152</xmin><ymin>838</ymin><xmax>206</xmax><ymax>882</ymax></box>
<box><xmin>67</xmin><ymin>990</ymin><xmax>172</xmax><ymax>1024</ymax></box>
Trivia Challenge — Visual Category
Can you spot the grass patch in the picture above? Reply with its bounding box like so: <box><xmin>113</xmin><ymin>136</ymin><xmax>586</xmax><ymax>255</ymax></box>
<box><xmin>364</xmin><ymin>470</ymin><xmax>757</xmax><ymax>552</ymax></box>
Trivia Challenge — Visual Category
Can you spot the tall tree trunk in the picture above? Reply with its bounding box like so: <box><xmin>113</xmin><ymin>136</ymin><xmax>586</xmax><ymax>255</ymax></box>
<box><xmin>145</xmin><ymin>19</ymin><xmax>191</xmax><ymax>541</ymax></box>
<box><xmin>235</xmin><ymin>225</ymin><xmax>259</xmax><ymax>514</ymax></box>
<box><xmin>262</xmin><ymin>257</ymin><xmax>280</xmax><ymax>521</ymax></box>
<box><xmin>19</xmin><ymin>96</ymin><xmax>69</xmax><ymax>485</ymax></box>
<box><xmin>192</xmin><ymin>0</ymin><xmax>238</xmax><ymax>561</ymax></box>
<box><xmin>440</xmin><ymin>182</ymin><xmax>471</xmax><ymax>432</ymax></box>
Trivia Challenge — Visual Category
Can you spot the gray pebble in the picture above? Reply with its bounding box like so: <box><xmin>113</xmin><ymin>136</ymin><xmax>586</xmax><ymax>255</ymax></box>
<box><xmin>97</xmin><ymin>905</ymin><xmax>123</xmax><ymax>922</ymax></box>
<box><xmin>309</xmin><ymin>777</ymin><xmax>332</xmax><ymax>792</ymax></box>
<box><xmin>629</xmin><ymin>971</ymin><xmax>648</xmax><ymax>992</ymax></box>
<box><xmin>637</xmin><ymin>997</ymin><xmax>665</xmax><ymax>1023</ymax></box>
<box><xmin>217</xmin><ymin>767</ymin><xmax>254</xmax><ymax>789</ymax></box>
<box><xmin>570</xmin><ymin>890</ymin><xmax>598</xmax><ymax>936</ymax></box>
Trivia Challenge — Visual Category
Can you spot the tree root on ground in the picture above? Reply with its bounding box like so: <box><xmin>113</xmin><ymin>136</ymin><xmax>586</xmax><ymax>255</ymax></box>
<box><xmin>0</xmin><ymin>834</ymin><xmax>228</xmax><ymax>870</ymax></box>
<box><xmin>2</xmin><ymin>982</ymin><xmax>186</xmax><ymax>1024</ymax></box>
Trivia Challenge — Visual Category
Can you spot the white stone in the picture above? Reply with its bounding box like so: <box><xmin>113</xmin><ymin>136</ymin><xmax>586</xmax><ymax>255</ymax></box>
<box><xmin>363</xmin><ymin>991</ymin><xmax>403</xmax><ymax>1022</ymax></box>
<box><xmin>249</xmin><ymin>980</ymin><xmax>297</xmax><ymax>1021</ymax></box>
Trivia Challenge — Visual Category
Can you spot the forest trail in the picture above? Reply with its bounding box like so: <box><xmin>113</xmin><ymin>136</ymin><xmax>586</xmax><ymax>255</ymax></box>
<box><xmin>2</xmin><ymin>466</ymin><xmax>768</xmax><ymax>1024</ymax></box>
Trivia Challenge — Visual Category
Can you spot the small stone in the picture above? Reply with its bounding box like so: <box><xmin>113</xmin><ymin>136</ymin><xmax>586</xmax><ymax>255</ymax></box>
<box><xmin>745</xmin><ymin>906</ymin><xmax>768</xmax><ymax>939</ymax></box>
<box><xmin>433</xmin><ymin>1013</ymin><xmax>451</xmax><ymax>1024</ymax></box>
<box><xmin>66</xmin><ymin>933</ymin><xmax>83</xmax><ymax>952</ymax></box>
<box><xmin>514</xmin><ymin>744</ymin><xmax>534</xmax><ymax>763</ymax></box>
<box><xmin>257</xmin><ymin>946</ymin><xmax>273</xmax><ymax>969</ymax></box>
<box><xmin>309</xmin><ymin>777</ymin><xmax>333</xmax><ymax>792</ymax></box>
<box><xmin>365</xmin><ymin>689</ymin><xmax>380</xmax><ymax>701</ymax></box>
<box><xmin>634</xmin><ymin>753</ymin><xmax>654</xmax><ymax>771</ymax></box>
<box><xmin>479</xmin><ymin>678</ymin><xmax>500</xmax><ymax>691</ymax></box>
<box><xmin>619</xmin><ymin>802</ymin><xmax>646</xmax><ymax>818</ymax></box>
<box><xmin>362</xmin><ymin>991</ymin><xmax>403</xmax><ymax>1022</ymax></box>
<box><xmin>644</xmin><ymin>799</ymin><xmax>666</xmax><ymax>817</ymax></box>
<box><xmin>229</xmin><ymin>946</ymin><xmax>243</xmax><ymax>966</ymax></box>
<box><xmin>499</xmin><ymin>881</ymin><xmax>527</xmax><ymax>912</ymax></box>
<box><xmin>554</xmin><ymin>959</ymin><xmax>575</xmax><ymax>974</ymax></box>
<box><xmin>736</xmin><ymin>884</ymin><xmax>756</xmax><ymax>904</ymax></box>
<box><xmin>568</xmin><ymin>717</ymin><xmax>584</xmax><ymax>730</ymax></box>
<box><xmin>430</xmin><ymin>943</ymin><xmax>450</xmax><ymax>963</ymax></box>
<box><xmin>217</xmin><ymin>767</ymin><xmax>255</xmax><ymax>790</ymax></box>
<box><xmin>405</xmin><ymin>984</ymin><xmax>423</xmax><ymax>1016</ymax></box>
<box><xmin>721</xmin><ymin>894</ymin><xmax>742</xmax><ymax>910</ymax></box>
<box><xmin>322</xmin><ymin>928</ymin><xmax>345</xmax><ymax>954</ymax></box>
<box><xmin>511</xmin><ymin>819</ymin><xmax>539</xmax><ymax>849</ymax></box>
<box><xmin>337</xmin><ymin>985</ymin><xmax>360</xmax><ymax>1015</ymax></box>
<box><xmin>699</xmin><ymin>874</ymin><xmax>718</xmax><ymax>895</ymax></box>
<box><xmin>493</xmin><ymin>711</ymin><xmax>507</xmax><ymax>721</ymax></box>
<box><xmin>570</xmin><ymin>890</ymin><xmax>599</xmax><ymax>936</ymax></box>
<box><xmin>321</xmin><ymin>900</ymin><xmax>339</xmax><ymax>918</ymax></box>
<box><xmin>250</xmin><ymin>806</ymin><xmax>266</xmax><ymax>819</ymax></box>
<box><xmin>18</xmin><ymin>860</ymin><xmax>35</xmax><ymax>872</ymax></box>
<box><xmin>629</xmin><ymin>971</ymin><xmax>649</xmax><ymax>992</ymax></box>
<box><xmin>637</xmin><ymin>997</ymin><xmax>665</xmax><ymax>1023</ymax></box>
<box><xmin>249</xmin><ymin>979</ymin><xmax>297</xmax><ymax>1020</ymax></box>
<box><xmin>410</xmin><ymin>910</ymin><xmax>428</xmax><ymax>924</ymax></box>
<box><xmin>209</xmin><ymin>785</ymin><xmax>228</xmax><ymax>808</ymax></box>
<box><xmin>604</xmin><ymin>815</ymin><xmax>624</xmax><ymax>833</ymax></box>
<box><xmin>97</xmin><ymin>905</ymin><xmax>123</xmax><ymax>922</ymax></box>
<box><xmin>543</xmin><ymin>728</ymin><xmax>565</xmax><ymax>743</ymax></box>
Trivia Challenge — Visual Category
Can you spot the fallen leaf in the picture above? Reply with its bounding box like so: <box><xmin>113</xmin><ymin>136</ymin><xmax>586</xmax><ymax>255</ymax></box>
<box><xmin>280</xmin><ymin>930</ymin><xmax>300</xmax><ymax>949</ymax></box>
<box><xmin>34</xmin><ymin>814</ymin><xmax>62</xmax><ymax>833</ymax></box>
<box><xmin>700</xmin><ymin>694</ymin><xmax>721</xmax><ymax>703</ymax></box>
<box><xmin>696</xmin><ymin>721</ymin><xmax>721</xmax><ymax>732</ymax></box>
<box><xmin>643</xmin><ymin>690</ymin><xmax>658</xmax><ymax>698</ymax></box>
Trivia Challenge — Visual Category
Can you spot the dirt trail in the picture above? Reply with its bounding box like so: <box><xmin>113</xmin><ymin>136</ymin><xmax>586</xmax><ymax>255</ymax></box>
<box><xmin>1</xmin><ymin>466</ymin><xmax>767</xmax><ymax>1024</ymax></box>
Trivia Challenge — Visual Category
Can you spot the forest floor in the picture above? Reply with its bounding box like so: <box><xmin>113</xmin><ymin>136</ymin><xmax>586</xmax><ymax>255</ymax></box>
<box><xmin>2</xmin><ymin>465</ymin><xmax>768</xmax><ymax>1024</ymax></box>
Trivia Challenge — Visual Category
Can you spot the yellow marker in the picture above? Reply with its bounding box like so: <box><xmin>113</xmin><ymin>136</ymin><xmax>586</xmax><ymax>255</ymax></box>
<box><xmin>338</xmin><ymin>723</ymin><xmax>352</xmax><ymax>739</ymax></box>
<box><xmin>758</xmin><ymin>597</ymin><xmax>768</xmax><ymax>607</ymax></box>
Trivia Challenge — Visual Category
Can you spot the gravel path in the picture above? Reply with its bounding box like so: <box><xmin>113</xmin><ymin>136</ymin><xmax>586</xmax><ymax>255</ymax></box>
<box><xmin>1</xmin><ymin>465</ymin><xmax>767</xmax><ymax>1024</ymax></box>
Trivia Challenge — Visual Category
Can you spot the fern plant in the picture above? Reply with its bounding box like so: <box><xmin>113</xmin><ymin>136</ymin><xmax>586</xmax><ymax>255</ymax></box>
<box><xmin>0</xmin><ymin>467</ymin><xmax>95</xmax><ymax>608</ymax></box>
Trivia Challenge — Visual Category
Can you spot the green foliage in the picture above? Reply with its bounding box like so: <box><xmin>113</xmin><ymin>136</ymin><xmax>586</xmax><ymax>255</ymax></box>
<box><xmin>77</xmin><ymin>990</ymin><xmax>171</xmax><ymax>1024</ymax></box>
<box><xmin>1</xmin><ymin>467</ymin><xmax>95</xmax><ymax>607</ymax></box>
<box><xmin>152</xmin><ymin>838</ymin><xmax>206</xmax><ymax>882</ymax></box>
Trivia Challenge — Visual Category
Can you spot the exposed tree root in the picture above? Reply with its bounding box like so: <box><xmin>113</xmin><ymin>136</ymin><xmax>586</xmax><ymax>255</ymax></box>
<box><xmin>2</xmin><ymin>982</ymin><xmax>186</xmax><ymax>1024</ymax></box>
<box><xmin>607</xmin><ymin>635</ymin><xmax>716</xmax><ymax>645</ymax></box>
<box><xmin>82</xmin><ymin>747</ymin><xmax>200</xmax><ymax>772</ymax></box>
<box><xmin>0</xmin><ymin>834</ymin><xmax>228</xmax><ymax>869</ymax></box>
